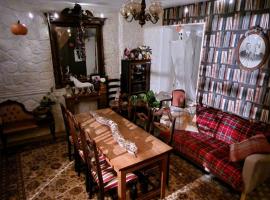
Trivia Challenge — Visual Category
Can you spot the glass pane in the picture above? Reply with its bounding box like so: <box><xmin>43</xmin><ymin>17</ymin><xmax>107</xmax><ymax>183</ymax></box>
<box><xmin>55</xmin><ymin>26</ymin><xmax>98</xmax><ymax>81</ymax></box>
<box><xmin>84</xmin><ymin>28</ymin><xmax>98</xmax><ymax>75</ymax></box>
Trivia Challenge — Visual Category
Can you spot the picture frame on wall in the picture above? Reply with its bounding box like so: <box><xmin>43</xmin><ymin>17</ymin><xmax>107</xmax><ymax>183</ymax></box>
<box><xmin>237</xmin><ymin>26</ymin><xmax>269</xmax><ymax>71</ymax></box>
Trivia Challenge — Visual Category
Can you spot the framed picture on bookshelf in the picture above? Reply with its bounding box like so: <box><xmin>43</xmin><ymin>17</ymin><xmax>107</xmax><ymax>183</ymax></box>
<box><xmin>237</xmin><ymin>27</ymin><xmax>269</xmax><ymax>71</ymax></box>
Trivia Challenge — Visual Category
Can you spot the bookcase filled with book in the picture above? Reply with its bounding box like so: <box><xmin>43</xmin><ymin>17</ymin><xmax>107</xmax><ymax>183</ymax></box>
<box><xmin>163</xmin><ymin>0</ymin><xmax>270</xmax><ymax>123</ymax></box>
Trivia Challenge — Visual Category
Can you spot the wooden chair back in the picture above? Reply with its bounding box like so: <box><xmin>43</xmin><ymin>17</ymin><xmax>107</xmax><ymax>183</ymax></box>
<box><xmin>171</xmin><ymin>89</ymin><xmax>186</xmax><ymax>108</ymax></box>
<box><xmin>79</xmin><ymin>127</ymin><xmax>105</xmax><ymax>196</ymax></box>
<box><xmin>60</xmin><ymin>103</ymin><xmax>69</xmax><ymax>135</ymax></box>
<box><xmin>66</xmin><ymin>110</ymin><xmax>80</xmax><ymax>150</ymax></box>
<box><xmin>106</xmin><ymin>78</ymin><xmax>121</xmax><ymax>107</ymax></box>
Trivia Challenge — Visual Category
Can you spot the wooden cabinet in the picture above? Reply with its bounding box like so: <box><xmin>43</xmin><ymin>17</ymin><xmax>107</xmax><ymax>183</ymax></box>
<box><xmin>121</xmin><ymin>59</ymin><xmax>151</xmax><ymax>96</ymax></box>
<box><xmin>64</xmin><ymin>84</ymin><xmax>107</xmax><ymax>114</ymax></box>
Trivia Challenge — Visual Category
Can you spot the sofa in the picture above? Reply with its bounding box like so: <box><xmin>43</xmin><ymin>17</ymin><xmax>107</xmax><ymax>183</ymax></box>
<box><xmin>168</xmin><ymin>105</ymin><xmax>270</xmax><ymax>200</ymax></box>
<box><xmin>0</xmin><ymin>100</ymin><xmax>55</xmax><ymax>152</ymax></box>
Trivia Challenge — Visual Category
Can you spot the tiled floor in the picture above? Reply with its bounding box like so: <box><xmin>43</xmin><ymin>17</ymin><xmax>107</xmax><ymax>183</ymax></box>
<box><xmin>1</xmin><ymin>139</ymin><xmax>270</xmax><ymax>200</ymax></box>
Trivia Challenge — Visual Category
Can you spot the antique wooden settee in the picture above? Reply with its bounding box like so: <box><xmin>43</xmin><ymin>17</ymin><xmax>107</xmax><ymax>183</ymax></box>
<box><xmin>0</xmin><ymin>100</ymin><xmax>55</xmax><ymax>151</ymax></box>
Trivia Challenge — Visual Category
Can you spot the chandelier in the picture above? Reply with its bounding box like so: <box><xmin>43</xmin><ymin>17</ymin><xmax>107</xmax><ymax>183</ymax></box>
<box><xmin>120</xmin><ymin>0</ymin><xmax>163</xmax><ymax>27</ymax></box>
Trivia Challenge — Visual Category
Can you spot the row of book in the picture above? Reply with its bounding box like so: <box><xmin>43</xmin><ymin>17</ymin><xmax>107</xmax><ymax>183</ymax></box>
<box><xmin>203</xmin><ymin>64</ymin><xmax>266</xmax><ymax>86</ymax></box>
<box><xmin>202</xmin><ymin>78</ymin><xmax>266</xmax><ymax>102</ymax></box>
<box><xmin>163</xmin><ymin>1</ymin><xmax>212</xmax><ymax>20</ymax></box>
<box><xmin>198</xmin><ymin>91</ymin><xmax>270</xmax><ymax>123</ymax></box>
<box><xmin>164</xmin><ymin>0</ymin><xmax>270</xmax><ymax>24</ymax></box>
<box><xmin>207</xmin><ymin>48</ymin><xmax>236</xmax><ymax>64</ymax></box>
<box><xmin>211</xmin><ymin>13</ymin><xmax>269</xmax><ymax>31</ymax></box>
<box><xmin>163</xmin><ymin>18</ymin><xmax>205</xmax><ymax>26</ymax></box>
<box><xmin>209</xmin><ymin>32</ymin><xmax>243</xmax><ymax>48</ymax></box>
<box><xmin>244</xmin><ymin>0</ymin><xmax>270</xmax><ymax>11</ymax></box>
<box><xmin>213</xmin><ymin>0</ymin><xmax>270</xmax><ymax>14</ymax></box>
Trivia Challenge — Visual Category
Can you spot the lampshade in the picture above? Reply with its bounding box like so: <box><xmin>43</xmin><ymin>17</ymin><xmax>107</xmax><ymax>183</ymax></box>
<box><xmin>120</xmin><ymin>0</ymin><xmax>163</xmax><ymax>26</ymax></box>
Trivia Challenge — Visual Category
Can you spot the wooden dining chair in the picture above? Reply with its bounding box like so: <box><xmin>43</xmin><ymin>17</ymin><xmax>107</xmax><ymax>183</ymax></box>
<box><xmin>66</xmin><ymin>110</ymin><xmax>85</xmax><ymax>176</ymax></box>
<box><xmin>132</xmin><ymin>101</ymin><xmax>152</xmax><ymax>132</ymax></box>
<box><xmin>60</xmin><ymin>103</ymin><xmax>73</xmax><ymax>160</ymax></box>
<box><xmin>79</xmin><ymin>126</ymin><xmax>138</xmax><ymax>200</ymax></box>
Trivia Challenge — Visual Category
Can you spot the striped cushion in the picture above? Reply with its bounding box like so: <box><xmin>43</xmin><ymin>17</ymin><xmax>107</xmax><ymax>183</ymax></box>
<box><xmin>79</xmin><ymin>150</ymin><xmax>107</xmax><ymax>164</ymax></box>
<box><xmin>230</xmin><ymin>134</ymin><xmax>270</xmax><ymax>162</ymax></box>
<box><xmin>104</xmin><ymin>173</ymin><xmax>137</xmax><ymax>191</ymax></box>
<box><xmin>196</xmin><ymin>105</ymin><xmax>222</xmax><ymax>137</ymax></box>
<box><xmin>216</xmin><ymin>113</ymin><xmax>254</xmax><ymax>144</ymax></box>
<box><xmin>91</xmin><ymin>163</ymin><xmax>137</xmax><ymax>191</ymax></box>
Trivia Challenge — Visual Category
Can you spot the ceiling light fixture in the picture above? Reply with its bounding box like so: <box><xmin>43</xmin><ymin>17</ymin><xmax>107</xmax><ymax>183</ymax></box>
<box><xmin>54</xmin><ymin>12</ymin><xmax>59</xmax><ymax>19</ymax></box>
<box><xmin>28</xmin><ymin>12</ymin><xmax>34</xmax><ymax>19</ymax></box>
<box><xmin>120</xmin><ymin>0</ymin><xmax>163</xmax><ymax>27</ymax></box>
<box><xmin>184</xmin><ymin>7</ymin><xmax>189</xmax><ymax>14</ymax></box>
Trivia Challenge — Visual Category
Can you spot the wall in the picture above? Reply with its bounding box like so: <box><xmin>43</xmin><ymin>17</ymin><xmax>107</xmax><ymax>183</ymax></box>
<box><xmin>163</xmin><ymin>0</ymin><xmax>270</xmax><ymax>123</ymax></box>
<box><xmin>0</xmin><ymin>0</ymin><xmax>157</xmax><ymax>134</ymax></box>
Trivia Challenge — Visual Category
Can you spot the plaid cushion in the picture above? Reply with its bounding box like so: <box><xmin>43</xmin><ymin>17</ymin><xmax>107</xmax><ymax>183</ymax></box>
<box><xmin>196</xmin><ymin>105</ymin><xmax>222</xmax><ymax>137</ymax></box>
<box><xmin>230</xmin><ymin>134</ymin><xmax>270</xmax><ymax>162</ymax></box>
<box><xmin>251</xmin><ymin>123</ymin><xmax>270</xmax><ymax>142</ymax></box>
<box><xmin>204</xmin><ymin>145</ymin><xmax>244</xmax><ymax>191</ymax></box>
<box><xmin>216</xmin><ymin>113</ymin><xmax>254</xmax><ymax>144</ymax></box>
<box><xmin>173</xmin><ymin>130</ymin><xmax>213</xmax><ymax>166</ymax></box>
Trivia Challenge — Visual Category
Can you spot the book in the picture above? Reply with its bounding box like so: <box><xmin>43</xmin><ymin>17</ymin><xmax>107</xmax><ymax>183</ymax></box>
<box><xmin>260</xmin><ymin>13</ymin><xmax>269</xmax><ymax>29</ymax></box>
<box><xmin>243</xmin><ymin>102</ymin><xmax>252</xmax><ymax>118</ymax></box>
<box><xmin>246</xmin><ymin>88</ymin><xmax>255</xmax><ymax>101</ymax></box>
<box><xmin>260</xmin><ymin>109</ymin><xmax>269</xmax><ymax>123</ymax></box>
<box><xmin>226</xmin><ymin>17</ymin><xmax>233</xmax><ymax>30</ymax></box>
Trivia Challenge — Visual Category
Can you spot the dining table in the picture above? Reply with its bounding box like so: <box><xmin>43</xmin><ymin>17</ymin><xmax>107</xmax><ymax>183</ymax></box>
<box><xmin>75</xmin><ymin>108</ymin><xmax>173</xmax><ymax>200</ymax></box>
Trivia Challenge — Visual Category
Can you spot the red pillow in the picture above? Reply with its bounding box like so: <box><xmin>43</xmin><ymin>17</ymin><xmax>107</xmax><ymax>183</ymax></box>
<box><xmin>230</xmin><ymin>134</ymin><xmax>270</xmax><ymax>162</ymax></box>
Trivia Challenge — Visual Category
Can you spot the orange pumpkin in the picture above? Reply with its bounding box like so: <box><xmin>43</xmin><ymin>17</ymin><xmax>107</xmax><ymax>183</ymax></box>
<box><xmin>10</xmin><ymin>21</ymin><xmax>28</xmax><ymax>35</ymax></box>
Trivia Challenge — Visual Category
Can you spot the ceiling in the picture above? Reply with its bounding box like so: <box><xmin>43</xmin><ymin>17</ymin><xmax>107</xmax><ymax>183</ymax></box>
<box><xmin>17</xmin><ymin>0</ymin><xmax>207</xmax><ymax>12</ymax></box>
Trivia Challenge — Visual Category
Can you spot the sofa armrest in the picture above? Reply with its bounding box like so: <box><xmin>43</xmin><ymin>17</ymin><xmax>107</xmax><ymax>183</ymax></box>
<box><xmin>242</xmin><ymin>153</ymin><xmax>270</xmax><ymax>194</ymax></box>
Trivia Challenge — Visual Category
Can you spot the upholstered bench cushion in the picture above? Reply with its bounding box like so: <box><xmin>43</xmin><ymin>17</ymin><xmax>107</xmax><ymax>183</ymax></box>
<box><xmin>173</xmin><ymin>130</ymin><xmax>213</xmax><ymax>165</ymax></box>
<box><xmin>204</xmin><ymin>145</ymin><xmax>243</xmax><ymax>190</ymax></box>
<box><xmin>196</xmin><ymin>106</ymin><xmax>222</xmax><ymax>137</ymax></box>
<box><xmin>2</xmin><ymin>119</ymin><xmax>38</xmax><ymax>134</ymax></box>
<box><xmin>216</xmin><ymin>113</ymin><xmax>254</xmax><ymax>144</ymax></box>
<box><xmin>173</xmin><ymin>130</ymin><xmax>243</xmax><ymax>190</ymax></box>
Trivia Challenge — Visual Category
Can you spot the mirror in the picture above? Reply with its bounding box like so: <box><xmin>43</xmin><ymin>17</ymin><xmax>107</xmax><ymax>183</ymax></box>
<box><xmin>46</xmin><ymin>4</ymin><xmax>106</xmax><ymax>88</ymax></box>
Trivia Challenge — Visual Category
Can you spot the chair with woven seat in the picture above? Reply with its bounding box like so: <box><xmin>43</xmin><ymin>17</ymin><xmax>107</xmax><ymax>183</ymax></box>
<box><xmin>79</xmin><ymin>127</ymin><xmax>138</xmax><ymax>200</ymax></box>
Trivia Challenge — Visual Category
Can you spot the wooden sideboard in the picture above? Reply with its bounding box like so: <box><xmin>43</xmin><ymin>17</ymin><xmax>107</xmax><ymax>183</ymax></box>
<box><xmin>64</xmin><ymin>84</ymin><xmax>107</xmax><ymax>114</ymax></box>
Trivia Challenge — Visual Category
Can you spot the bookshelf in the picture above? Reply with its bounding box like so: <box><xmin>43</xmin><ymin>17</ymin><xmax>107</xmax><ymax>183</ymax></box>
<box><xmin>163</xmin><ymin>0</ymin><xmax>270</xmax><ymax>123</ymax></box>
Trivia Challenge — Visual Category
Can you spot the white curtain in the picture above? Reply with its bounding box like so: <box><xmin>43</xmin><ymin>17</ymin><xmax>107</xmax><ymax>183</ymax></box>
<box><xmin>170</xmin><ymin>30</ymin><xmax>202</xmax><ymax>104</ymax></box>
<box><xmin>144</xmin><ymin>26</ymin><xmax>202</xmax><ymax>103</ymax></box>
<box><xmin>144</xmin><ymin>26</ymin><xmax>174</xmax><ymax>93</ymax></box>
